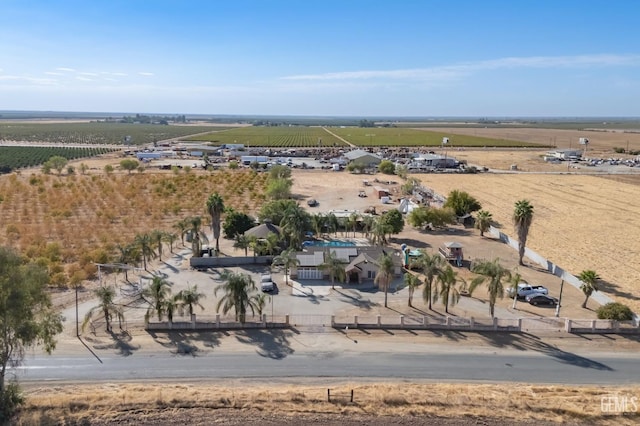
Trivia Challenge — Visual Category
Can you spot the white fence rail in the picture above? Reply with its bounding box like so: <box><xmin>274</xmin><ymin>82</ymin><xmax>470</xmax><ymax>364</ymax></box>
<box><xmin>85</xmin><ymin>314</ymin><xmax>640</xmax><ymax>336</ymax></box>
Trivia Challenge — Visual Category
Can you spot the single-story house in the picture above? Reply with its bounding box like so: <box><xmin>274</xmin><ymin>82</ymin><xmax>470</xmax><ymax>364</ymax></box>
<box><xmin>290</xmin><ymin>246</ymin><xmax>402</xmax><ymax>284</ymax></box>
<box><xmin>244</xmin><ymin>221</ymin><xmax>281</xmax><ymax>239</ymax></box>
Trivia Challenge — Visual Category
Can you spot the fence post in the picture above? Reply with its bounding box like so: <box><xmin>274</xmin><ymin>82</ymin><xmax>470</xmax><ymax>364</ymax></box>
<box><xmin>327</xmin><ymin>389</ymin><xmax>331</xmax><ymax>402</ymax></box>
<box><xmin>400</xmin><ymin>315</ymin><xmax>405</xmax><ymax>328</ymax></box>
<box><xmin>168</xmin><ymin>320</ymin><xmax>173</xmax><ymax>330</ymax></box>
<box><xmin>350</xmin><ymin>389</ymin><xmax>354</xmax><ymax>403</ymax></box>
<box><xmin>262</xmin><ymin>314</ymin><xmax>267</xmax><ymax>327</ymax></box>
<box><xmin>216</xmin><ymin>313</ymin><xmax>220</xmax><ymax>329</ymax></box>
<box><xmin>492</xmin><ymin>317</ymin><xmax>498</xmax><ymax>331</ymax></box>
<box><xmin>191</xmin><ymin>313</ymin><xmax>196</xmax><ymax>330</ymax></box>
<box><xmin>469</xmin><ymin>317</ymin><xmax>475</xmax><ymax>329</ymax></box>
<box><xmin>377</xmin><ymin>315</ymin><xmax>381</xmax><ymax>327</ymax></box>
<box><xmin>614</xmin><ymin>320</ymin><xmax>620</xmax><ymax>333</ymax></box>
<box><xmin>591</xmin><ymin>319</ymin><xmax>596</xmax><ymax>332</ymax></box>
<box><xmin>565</xmin><ymin>318</ymin><xmax>572</xmax><ymax>332</ymax></box>
<box><xmin>517</xmin><ymin>318</ymin><xmax>523</xmax><ymax>332</ymax></box>
<box><xmin>446</xmin><ymin>316</ymin><xmax>451</xmax><ymax>328</ymax></box>
<box><xmin>331</xmin><ymin>315</ymin><xmax>335</xmax><ymax>327</ymax></box>
<box><xmin>285</xmin><ymin>314</ymin><xmax>290</xmax><ymax>325</ymax></box>
<box><xmin>354</xmin><ymin>315</ymin><xmax>358</xmax><ymax>327</ymax></box>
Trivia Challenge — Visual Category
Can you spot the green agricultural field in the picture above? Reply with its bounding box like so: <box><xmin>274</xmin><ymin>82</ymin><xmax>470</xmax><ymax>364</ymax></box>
<box><xmin>0</xmin><ymin>122</ymin><xmax>224</xmax><ymax>145</ymax></box>
<box><xmin>328</xmin><ymin>127</ymin><xmax>546</xmax><ymax>147</ymax></box>
<box><xmin>0</xmin><ymin>146</ymin><xmax>117</xmax><ymax>174</ymax></box>
<box><xmin>184</xmin><ymin>126</ymin><xmax>349</xmax><ymax>147</ymax></box>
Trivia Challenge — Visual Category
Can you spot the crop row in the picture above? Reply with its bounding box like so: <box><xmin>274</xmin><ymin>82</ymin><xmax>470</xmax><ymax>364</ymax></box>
<box><xmin>185</xmin><ymin>126</ymin><xmax>348</xmax><ymax>147</ymax></box>
<box><xmin>0</xmin><ymin>122</ymin><xmax>224</xmax><ymax>145</ymax></box>
<box><xmin>0</xmin><ymin>146</ymin><xmax>117</xmax><ymax>173</ymax></box>
<box><xmin>328</xmin><ymin>127</ymin><xmax>547</xmax><ymax>147</ymax></box>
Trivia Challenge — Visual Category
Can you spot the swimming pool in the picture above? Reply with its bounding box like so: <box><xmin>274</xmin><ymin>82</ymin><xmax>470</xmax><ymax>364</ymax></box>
<box><xmin>302</xmin><ymin>240</ymin><xmax>356</xmax><ymax>247</ymax></box>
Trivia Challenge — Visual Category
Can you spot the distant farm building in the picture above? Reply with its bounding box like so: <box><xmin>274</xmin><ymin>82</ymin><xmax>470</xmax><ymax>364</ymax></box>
<box><xmin>548</xmin><ymin>149</ymin><xmax>583</xmax><ymax>160</ymax></box>
<box><xmin>411</xmin><ymin>154</ymin><xmax>458</xmax><ymax>169</ymax></box>
<box><xmin>343</xmin><ymin>149</ymin><xmax>382</xmax><ymax>167</ymax></box>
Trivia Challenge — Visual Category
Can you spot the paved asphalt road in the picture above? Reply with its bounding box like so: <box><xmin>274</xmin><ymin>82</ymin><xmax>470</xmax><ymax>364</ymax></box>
<box><xmin>13</xmin><ymin>348</ymin><xmax>638</xmax><ymax>385</ymax></box>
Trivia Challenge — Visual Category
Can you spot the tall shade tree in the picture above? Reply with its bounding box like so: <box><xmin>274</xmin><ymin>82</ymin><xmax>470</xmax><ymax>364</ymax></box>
<box><xmin>134</xmin><ymin>232</ymin><xmax>156</xmax><ymax>271</ymax></box>
<box><xmin>475</xmin><ymin>210</ymin><xmax>493</xmax><ymax>237</ymax></box>
<box><xmin>443</xmin><ymin>190</ymin><xmax>482</xmax><ymax>217</ymax></box>
<box><xmin>404</xmin><ymin>272</ymin><xmax>422</xmax><ymax>308</ymax></box>
<box><xmin>412</xmin><ymin>250</ymin><xmax>446</xmax><ymax>310</ymax></box>
<box><xmin>319</xmin><ymin>250</ymin><xmax>346</xmax><ymax>290</ymax></box>
<box><xmin>215</xmin><ymin>272</ymin><xmax>260</xmax><ymax>323</ymax></box>
<box><xmin>374</xmin><ymin>253</ymin><xmax>396</xmax><ymax>308</ymax></box>
<box><xmin>433</xmin><ymin>265</ymin><xmax>463</xmax><ymax>314</ymax></box>
<box><xmin>578</xmin><ymin>269</ymin><xmax>600</xmax><ymax>308</ymax></box>
<box><xmin>177</xmin><ymin>285</ymin><xmax>206</xmax><ymax>317</ymax></box>
<box><xmin>82</xmin><ymin>285</ymin><xmax>124</xmax><ymax>333</ymax></box>
<box><xmin>206</xmin><ymin>193</ymin><xmax>225</xmax><ymax>254</ymax></box>
<box><xmin>513</xmin><ymin>200</ymin><xmax>534</xmax><ymax>266</ymax></box>
<box><xmin>142</xmin><ymin>276</ymin><xmax>172</xmax><ymax>322</ymax></box>
<box><xmin>469</xmin><ymin>259</ymin><xmax>512</xmax><ymax>318</ymax></box>
<box><xmin>272</xmin><ymin>248</ymin><xmax>301</xmax><ymax>287</ymax></box>
<box><xmin>0</xmin><ymin>247</ymin><xmax>63</xmax><ymax>396</ymax></box>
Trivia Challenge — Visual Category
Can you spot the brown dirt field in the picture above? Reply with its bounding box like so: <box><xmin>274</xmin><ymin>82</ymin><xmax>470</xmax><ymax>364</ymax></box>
<box><xmin>18</xmin><ymin>382</ymin><xmax>638</xmax><ymax>425</ymax></box>
<box><xmin>431</xmin><ymin>127</ymin><xmax>640</xmax><ymax>151</ymax></box>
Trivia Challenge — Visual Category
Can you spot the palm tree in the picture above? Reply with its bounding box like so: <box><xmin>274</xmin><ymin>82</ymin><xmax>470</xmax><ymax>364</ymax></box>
<box><xmin>215</xmin><ymin>272</ymin><xmax>259</xmax><ymax>323</ymax></box>
<box><xmin>187</xmin><ymin>216</ymin><xmax>209</xmax><ymax>256</ymax></box>
<box><xmin>82</xmin><ymin>286</ymin><xmax>124</xmax><ymax>333</ymax></box>
<box><xmin>272</xmin><ymin>247</ymin><xmax>300</xmax><ymax>287</ymax></box>
<box><xmin>253</xmin><ymin>293</ymin><xmax>269</xmax><ymax>317</ymax></box>
<box><xmin>115</xmin><ymin>243</ymin><xmax>139</xmax><ymax>281</ymax></box>
<box><xmin>264</xmin><ymin>232</ymin><xmax>281</xmax><ymax>255</ymax></box>
<box><xmin>310</xmin><ymin>213</ymin><xmax>326</xmax><ymax>238</ymax></box>
<box><xmin>475</xmin><ymin>210</ymin><xmax>493</xmax><ymax>237</ymax></box>
<box><xmin>374</xmin><ymin>252</ymin><xmax>395</xmax><ymax>308</ymax></box>
<box><xmin>361</xmin><ymin>215</ymin><xmax>376</xmax><ymax>238</ymax></box>
<box><xmin>513</xmin><ymin>200</ymin><xmax>534</xmax><ymax>266</ymax></box>
<box><xmin>164</xmin><ymin>295</ymin><xmax>181</xmax><ymax>323</ymax></box>
<box><xmin>404</xmin><ymin>272</ymin><xmax>422</xmax><ymax>307</ymax></box>
<box><xmin>234</xmin><ymin>234</ymin><xmax>251</xmax><ymax>256</ymax></box>
<box><xmin>578</xmin><ymin>269</ymin><xmax>600</xmax><ymax>308</ymax></box>
<box><xmin>174</xmin><ymin>219</ymin><xmax>189</xmax><ymax>246</ymax></box>
<box><xmin>370</xmin><ymin>219</ymin><xmax>390</xmax><ymax>246</ymax></box>
<box><xmin>206</xmin><ymin>193</ymin><xmax>225</xmax><ymax>254</ymax></box>
<box><xmin>150</xmin><ymin>229</ymin><xmax>166</xmax><ymax>262</ymax></box>
<box><xmin>326</xmin><ymin>212</ymin><xmax>339</xmax><ymax>237</ymax></box>
<box><xmin>469</xmin><ymin>259</ymin><xmax>512</xmax><ymax>318</ymax></box>
<box><xmin>280</xmin><ymin>203</ymin><xmax>308</xmax><ymax>250</ymax></box>
<box><xmin>142</xmin><ymin>275</ymin><xmax>172</xmax><ymax>322</ymax></box>
<box><xmin>319</xmin><ymin>250</ymin><xmax>346</xmax><ymax>290</ymax></box>
<box><xmin>134</xmin><ymin>233</ymin><xmax>156</xmax><ymax>271</ymax></box>
<box><xmin>433</xmin><ymin>265</ymin><xmax>463</xmax><ymax>314</ymax></box>
<box><xmin>348</xmin><ymin>212</ymin><xmax>360</xmax><ymax>237</ymax></box>
<box><xmin>508</xmin><ymin>270</ymin><xmax>527</xmax><ymax>309</ymax></box>
<box><xmin>413</xmin><ymin>250</ymin><xmax>446</xmax><ymax>310</ymax></box>
<box><xmin>177</xmin><ymin>285</ymin><xmax>206</xmax><ymax>317</ymax></box>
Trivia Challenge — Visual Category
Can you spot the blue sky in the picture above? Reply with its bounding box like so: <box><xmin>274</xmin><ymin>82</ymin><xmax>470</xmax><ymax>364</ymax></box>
<box><xmin>1</xmin><ymin>0</ymin><xmax>639</xmax><ymax>116</ymax></box>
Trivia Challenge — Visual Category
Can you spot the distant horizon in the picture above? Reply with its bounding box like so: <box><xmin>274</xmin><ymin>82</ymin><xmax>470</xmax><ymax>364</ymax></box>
<box><xmin>1</xmin><ymin>1</ymin><xmax>640</xmax><ymax>116</ymax></box>
<box><xmin>2</xmin><ymin>110</ymin><xmax>640</xmax><ymax>122</ymax></box>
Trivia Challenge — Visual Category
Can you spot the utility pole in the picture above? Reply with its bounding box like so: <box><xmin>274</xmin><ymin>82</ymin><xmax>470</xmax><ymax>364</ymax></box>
<box><xmin>75</xmin><ymin>285</ymin><xmax>79</xmax><ymax>337</ymax></box>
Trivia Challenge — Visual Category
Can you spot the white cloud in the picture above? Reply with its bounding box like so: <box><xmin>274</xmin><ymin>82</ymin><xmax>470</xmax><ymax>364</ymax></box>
<box><xmin>282</xmin><ymin>54</ymin><xmax>640</xmax><ymax>82</ymax></box>
<box><xmin>138</xmin><ymin>72</ymin><xmax>154</xmax><ymax>76</ymax></box>
<box><xmin>76</xmin><ymin>76</ymin><xmax>93</xmax><ymax>81</ymax></box>
<box><xmin>79</xmin><ymin>72</ymin><xmax>98</xmax><ymax>77</ymax></box>
<box><xmin>56</xmin><ymin>67</ymin><xmax>76</xmax><ymax>72</ymax></box>
<box><xmin>45</xmin><ymin>71</ymin><xmax>63</xmax><ymax>76</ymax></box>
<box><xmin>113</xmin><ymin>72</ymin><xmax>127</xmax><ymax>76</ymax></box>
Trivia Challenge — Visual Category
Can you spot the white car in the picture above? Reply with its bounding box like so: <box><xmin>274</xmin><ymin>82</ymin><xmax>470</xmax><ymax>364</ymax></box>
<box><xmin>260</xmin><ymin>274</ymin><xmax>275</xmax><ymax>292</ymax></box>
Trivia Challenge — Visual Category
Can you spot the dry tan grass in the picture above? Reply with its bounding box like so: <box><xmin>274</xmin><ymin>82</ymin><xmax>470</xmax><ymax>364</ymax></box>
<box><xmin>16</xmin><ymin>382</ymin><xmax>640</xmax><ymax>425</ymax></box>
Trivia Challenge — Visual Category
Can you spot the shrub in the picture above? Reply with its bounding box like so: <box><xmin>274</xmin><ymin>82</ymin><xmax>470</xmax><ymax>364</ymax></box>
<box><xmin>613</xmin><ymin>147</ymin><xmax>626</xmax><ymax>154</ymax></box>
<box><xmin>597</xmin><ymin>302</ymin><xmax>634</xmax><ymax>321</ymax></box>
<box><xmin>378</xmin><ymin>160</ymin><xmax>395</xmax><ymax>175</ymax></box>
<box><xmin>0</xmin><ymin>382</ymin><xmax>25</xmax><ymax>423</ymax></box>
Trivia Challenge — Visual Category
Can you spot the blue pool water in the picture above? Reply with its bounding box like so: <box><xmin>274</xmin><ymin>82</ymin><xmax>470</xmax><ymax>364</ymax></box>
<box><xmin>303</xmin><ymin>240</ymin><xmax>356</xmax><ymax>247</ymax></box>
